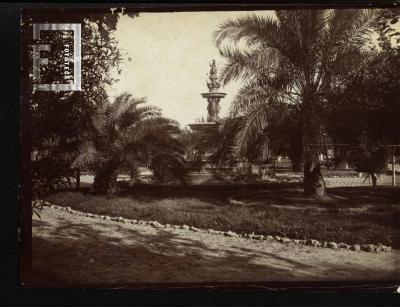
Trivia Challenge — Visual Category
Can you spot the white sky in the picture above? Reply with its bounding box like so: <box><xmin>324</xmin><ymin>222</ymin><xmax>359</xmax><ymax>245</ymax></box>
<box><xmin>107</xmin><ymin>11</ymin><xmax>274</xmax><ymax>128</ymax></box>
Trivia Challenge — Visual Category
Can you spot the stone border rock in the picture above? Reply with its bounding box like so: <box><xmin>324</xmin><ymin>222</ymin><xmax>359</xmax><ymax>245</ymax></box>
<box><xmin>36</xmin><ymin>201</ymin><xmax>394</xmax><ymax>254</ymax></box>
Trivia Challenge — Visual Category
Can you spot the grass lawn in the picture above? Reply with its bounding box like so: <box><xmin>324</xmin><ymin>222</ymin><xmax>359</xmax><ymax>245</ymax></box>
<box><xmin>45</xmin><ymin>184</ymin><xmax>400</xmax><ymax>248</ymax></box>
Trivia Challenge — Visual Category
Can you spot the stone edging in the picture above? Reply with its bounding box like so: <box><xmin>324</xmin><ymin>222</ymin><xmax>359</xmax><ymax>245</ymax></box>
<box><xmin>37</xmin><ymin>201</ymin><xmax>394</xmax><ymax>254</ymax></box>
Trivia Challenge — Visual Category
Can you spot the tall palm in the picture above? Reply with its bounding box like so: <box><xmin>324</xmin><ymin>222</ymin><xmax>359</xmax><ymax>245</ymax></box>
<box><xmin>72</xmin><ymin>92</ymin><xmax>186</xmax><ymax>194</ymax></box>
<box><xmin>215</xmin><ymin>9</ymin><xmax>375</xmax><ymax>196</ymax></box>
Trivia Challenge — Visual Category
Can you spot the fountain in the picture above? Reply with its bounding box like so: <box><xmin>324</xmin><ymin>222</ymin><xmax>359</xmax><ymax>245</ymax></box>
<box><xmin>189</xmin><ymin>59</ymin><xmax>226</xmax><ymax>134</ymax></box>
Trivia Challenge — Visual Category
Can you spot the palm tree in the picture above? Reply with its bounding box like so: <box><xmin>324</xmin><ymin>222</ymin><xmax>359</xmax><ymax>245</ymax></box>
<box><xmin>72</xmin><ymin>92</ymin><xmax>186</xmax><ymax>194</ymax></box>
<box><xmin>215</xmin><ymin>9</ymin><xmax>375</xmax><ymax>197</ymax></box>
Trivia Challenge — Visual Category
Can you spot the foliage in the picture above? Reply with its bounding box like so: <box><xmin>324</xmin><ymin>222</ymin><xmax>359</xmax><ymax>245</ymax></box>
<box><xmin>179</xmin><ymin>128</ymin><xmax>204</xmax><ymax>165</ymax></box>
<box><xmin>325</xmin><ymin>51</ymin><xmax>400</xmax><ymax>141</ymax></box>
<box><xmin>32</xmin><ymin>200</ymin><xmax>50</xmax><ymax>219</ymax></box>
<box><xmin>72</xmin><ymin>93</ymin><xmax>186</xmax><ymax>194</ymax></box>
<box><xmin>201</xmin><ymin>118</ymin><xmax>242</xmax><ymax>165</ymax></box>
<box><xmin>21</xmin><ymin>10</ymin><xmax>138</xmax><ymax>194</ymax></box>
<box><xmin>350</xmin><ymin>146</ymin><xmax>388</xmax><ymax>186</ymax></box>
<box><xmin>373</xmin><ymin>8</ymin><xmax>400</xmax><ymax>50</ymax></box>
<box><xmin>215</xmin><ymin>9</ymin><xmax>379</xmax><ymax>195</ymax></box>
<box><xmin>322</xmin><ymin>11</ymin><xmax>400</xmax><ymax>182</ymax></box>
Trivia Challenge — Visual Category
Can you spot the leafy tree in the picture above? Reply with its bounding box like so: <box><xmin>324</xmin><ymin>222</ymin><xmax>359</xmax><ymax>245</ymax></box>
<box><xmin>350</xmin><ymin>141</ymin><xmax>389</xmax><ymax>188</ymax></box>
<box><xmin>215</xmin><ymin>9</ymin><xmax>376</xmax><ymax>197</ymax></box>
<box><xmin>21</xmin><ymin>10</ymin><xmax>138</xmax><ymax>196</ymax></box>
<box><xmin>72</xmin><ymin>93</ymin><xmax>186</xmax><ymax>194</ymax></box>
<box><xmin>20</xmin><ymin>8</ymin><xmax>138</xmax><ymax>283</ymax></box>
<box><xmin>373</xmin><ymin>8</ymin><xmax>400</xmax><ymax>50</ymax></box>
<box><xmin>323</xmin><ymin>17</ymin><xmax>400</xmax><ymax>186</ymax></box>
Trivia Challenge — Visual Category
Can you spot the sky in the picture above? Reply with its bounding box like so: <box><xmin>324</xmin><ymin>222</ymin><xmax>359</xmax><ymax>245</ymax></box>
<box><xmin>107</xmin><ymin>10</ymin><xmax>274</xmax><ymax>128</ymax></box>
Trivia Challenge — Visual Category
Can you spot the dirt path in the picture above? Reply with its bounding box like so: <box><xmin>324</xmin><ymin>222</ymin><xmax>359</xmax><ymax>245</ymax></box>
<box><xmin>32</xmin><ymin>207</ymin><xmax>400</xmax><ymax>287</ymax></box>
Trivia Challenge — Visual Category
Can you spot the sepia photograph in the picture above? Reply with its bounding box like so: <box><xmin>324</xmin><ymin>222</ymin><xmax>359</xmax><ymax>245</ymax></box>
<box><xmin>19</xmin><ymin>4</ymin><xmax>400</xmax><ymax>289</ymax></box>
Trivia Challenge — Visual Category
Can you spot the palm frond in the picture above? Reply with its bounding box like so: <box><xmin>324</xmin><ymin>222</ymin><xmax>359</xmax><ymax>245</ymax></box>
<box><xmin>215</xmin><ymin>13</ymin><xmax>295</xmax><ymax>59</ymax></box>
<box><xmin>229</xmin><ymin>77</ymin><xmax>292</xmax><ymax>118</ymax></box>
<box><xmin>117</xmin><ymin>105</ymin><xmax>161</xmax><ymax>130</ymax></box>
<box><xmin>229</xmin><ymin>82</ymin><xmax>270</xmax><ymax>117</ymax></box>
<box><xmin>76</xmin><ymin>91</ymin><xmax>186</xmax><ymax>187</ymax></box>
<box><xmin>219</xmin><ymin>45</ymin><xmax>283</xmax><ymax>86</ymax></box>
<box><xmin>150</xmin><ymin>152</ymin><xmax>187</xmax><ymax>184</ymax></box>
<box><xmin>72</xmin><ymin>141</ymin><xmax>101</xmax><ymax>168</ymax></box>
<box><xmin>234</xmin><ymin>101</ymin><xmax>270</xmax><ymax>157</ymax></box>
<box><xmin>215</xmin><ymin>14</ymin><xmax>278</xmax><ymax>47</ymax></box>
<box><xmin>218</xmin><ymin>46</ymin><xmax>258</xmax><ymax>85</ymax></box>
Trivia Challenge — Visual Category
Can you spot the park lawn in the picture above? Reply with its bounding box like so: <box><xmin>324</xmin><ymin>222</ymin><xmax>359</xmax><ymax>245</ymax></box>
<box><xmin>44</xmin><ymin>185</ymin><xmax>400</xmax><ymax>248</ymax></box>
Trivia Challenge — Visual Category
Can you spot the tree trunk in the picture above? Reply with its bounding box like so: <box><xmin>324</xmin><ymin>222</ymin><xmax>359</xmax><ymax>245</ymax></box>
<box><xmin>93</xmin><ymin>164</ymin><xmax>119</xmax><ymax>195</ymax></box>
<box><xmin>370</xmin><ymin>173</ymin><xmax>377</xmax><ymax>187</ymax></box>
<box><xmin>289</xmin><ymin>139</ymin><xmax>303</xmax><ymax>172</ymax></box>
<box><xmin>302</xmin><ymin>94</ymin><xmax>327</xmax><ymax>198</ymax></box>
<box><xmin>129</xmin><ymin>163</ymin><xmax>139</xmax><ymax>186</ymax></box>
<box><xmin>303</xmin><ymin>158</ymin><xmax>327</xmax><ymax>197</ymax></box>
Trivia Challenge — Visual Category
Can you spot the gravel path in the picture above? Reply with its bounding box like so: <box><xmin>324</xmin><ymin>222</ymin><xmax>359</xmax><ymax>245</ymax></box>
<box><xmin>32</xmin><ymin>207</ymin><xmax>400</xmax><ymax>287</ymax></box>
